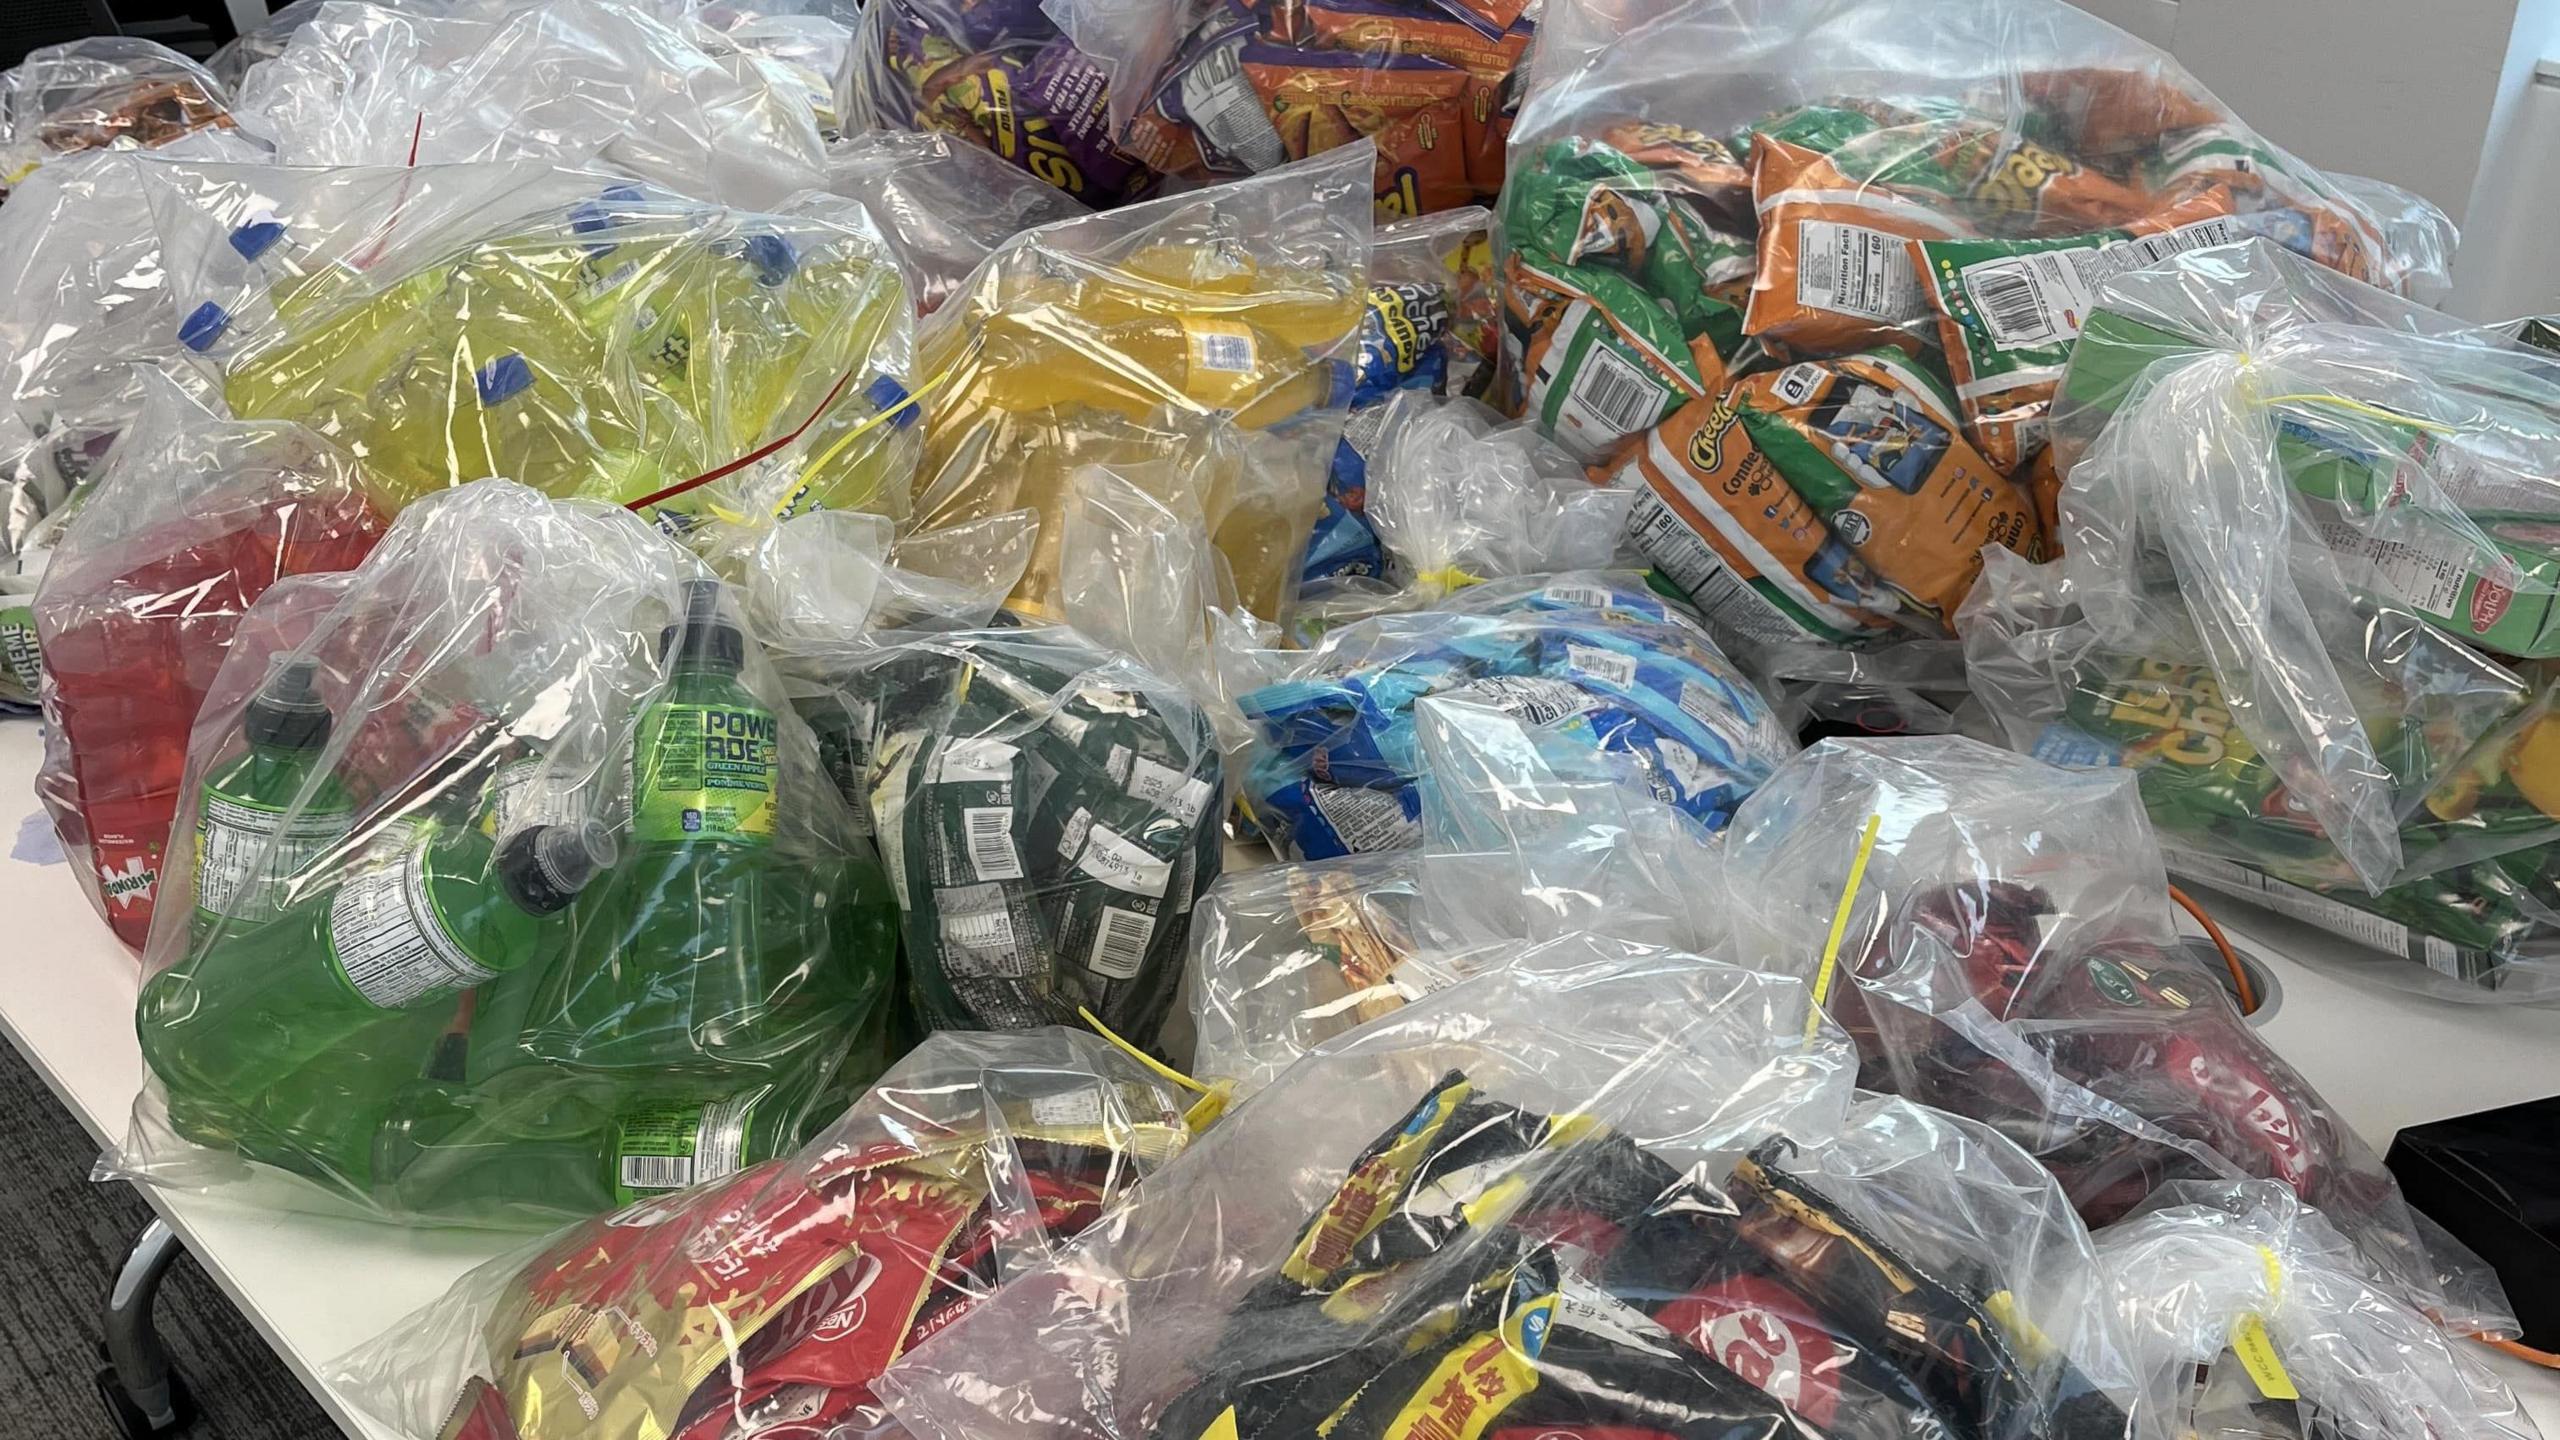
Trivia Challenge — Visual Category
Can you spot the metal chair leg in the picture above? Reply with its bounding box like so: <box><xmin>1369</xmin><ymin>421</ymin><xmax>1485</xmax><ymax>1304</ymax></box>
<box><xmin>103</xmin><ymin>1218</ymin><xmax>184</xmax><ymax>1431</ymax></box>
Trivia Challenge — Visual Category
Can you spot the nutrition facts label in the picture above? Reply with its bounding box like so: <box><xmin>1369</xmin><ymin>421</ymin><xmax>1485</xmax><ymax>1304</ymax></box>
<box><xmin>195</xmin><ymin>796</ymin><xmax>350</xmax><ymax>920</ymax></box>
<box><xmin>328</xmin><ymin>840</ymin><xmax>496</xmax><ymax>1009</ymax></box>
<box><xmin>1796</xmin><ymin>219</ymin><xmax>1925</xmax><ymax>324</ymax></box>
<box><xmin>2315</xmin><ymin>515</ymin><xmax>2474</xmax><ymax>619</ymax></box>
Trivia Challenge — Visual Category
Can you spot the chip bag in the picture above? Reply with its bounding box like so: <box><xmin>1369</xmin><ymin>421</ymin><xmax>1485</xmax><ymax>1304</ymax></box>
<box><xmin>331</xmin><ymin>1028</ymin><xmax>1194</xmax><ymax>1440</ymax></box>
<box><xmin>875</xmin><ymin>955</ymin><xmax>2145</xmax><ymax>1440</ymax></box>
<box><xmin>1723</xmin><ymin>734</ymin><xmax>2516</xmax><ymax>1331</ymax></box>
<box><xmin>0</xmin><ymin>37</ymin><xmax>235</xmax><ymax>193</ymax></box>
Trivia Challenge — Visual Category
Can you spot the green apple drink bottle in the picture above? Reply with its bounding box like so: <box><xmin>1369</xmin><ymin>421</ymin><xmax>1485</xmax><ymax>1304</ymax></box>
<box><xmin>189</xmin><ymin>658</ymin><xmax>356</xmax><ymax>939</ymax></box>
<box><xmin>137</xmin><ymin>817</ymin><xmax>615</xmax><ymax>1139</ymax></box>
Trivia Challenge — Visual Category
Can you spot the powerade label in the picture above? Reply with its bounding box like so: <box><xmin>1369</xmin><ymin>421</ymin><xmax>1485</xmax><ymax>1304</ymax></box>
<box><xmin>610</xmin><ymin>1091</ymin><xmax>757</xmax><ymax>1204</ymax></box>
<box><xmin>633</xmin><ymin>701</ymin><xmax>777</xmax><ymax>844</ymax></box>
<box><xmin>0</xmin><ymin>605</ymin><xmax>40</xmax><ymax>697</ymax></box>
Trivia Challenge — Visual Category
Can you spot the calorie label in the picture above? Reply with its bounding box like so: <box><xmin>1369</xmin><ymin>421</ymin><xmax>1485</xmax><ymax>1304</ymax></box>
<box><xmin>1795</xmin><ymin>219</ymin><xmax>1926</xmax><ymax>324</ymax></box>
<box><xmin>328</xmin><ymin>837</ymin><xmax>495</xmax><ymax>1009</ymax></box>
<box><xmin>1625</xmin><ymin>490</ymin><xmax>1809</xmax><ymax>647</ymax></box>
<box><xmin>195</xmin><ymin>794</ymin><xmax>351</xmax><ymax>920</ymax></box>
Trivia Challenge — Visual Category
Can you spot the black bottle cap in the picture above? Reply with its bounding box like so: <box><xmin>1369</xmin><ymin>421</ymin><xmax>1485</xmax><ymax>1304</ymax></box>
<box><xmin>244</xmin><ymin>657</ymin><xmax>334</xmax><ymax>751</ymax></box>
<box><xmin>659</xmin><ymin>577</ymin><xmax>745</xmax><ymax>671</ymax></box>
<box><xmin>497</xmin><ymin>820</ymin><xmax>616</xmax><ymax>916</ymax></box>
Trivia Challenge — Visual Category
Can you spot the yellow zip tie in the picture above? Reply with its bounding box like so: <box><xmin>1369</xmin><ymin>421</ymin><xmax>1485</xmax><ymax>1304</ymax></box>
<box><xmin>2256</xmin><ymin>391</ymin><xmax>2457</xmax><ymax>435</ymax></box>
<box><xmin>1077</xmin><ymin>1005</ymin><xmax>1234</xmax><ymax>1132</ymax></box>
<box><xmin>1806</xmin><ymin>813</ymin><xmax>1883</xmax><ymax>1042</ymax></box>
<box><xmin>2258</xmin><ymin>1244</ymin><xmax>2286</xmax><ymax>1305</ymax></box>
<box><xmin>783</xmin><ymin>364</ymin><xmax>959</xmax><ymax>514</ymax></box>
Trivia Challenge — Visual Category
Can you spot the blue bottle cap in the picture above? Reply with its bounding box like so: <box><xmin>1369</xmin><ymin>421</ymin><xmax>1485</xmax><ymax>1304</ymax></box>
<box><xmin>228</xmin><ymin>220</ymin><xmax>287</xmax><ymax>262</ymax></box>
<box><xmin>863</xmin><ymin>374</ymin><xmax>919</xmax><ymax>429</ymax></box>
<box><xmin>474</xmin><ymin>353</ymin><xmax>536</xmax><ymax>408</ymax></box>
<box><xmin>177</xmin><ymin>301</ymin><xmax>232</xmax><ymax>353</ymax></box>
<box><xmin>742</xmin><ymin>233</ymin><xmax>797</xmax><ymax>285</ymax></box>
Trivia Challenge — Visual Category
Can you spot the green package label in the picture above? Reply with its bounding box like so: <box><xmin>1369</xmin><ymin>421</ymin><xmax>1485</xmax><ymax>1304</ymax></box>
<box><xmin>610</xmin><ymin>1091</ymin><xmax>758</xmax><ymax>1204</ymax></box>
<box><xmin>633</xmin><ymin>701</ymin><xmax>777</xmax><ymax>844</ymax></box>
<box><xmin>0</xmin><ymin>606</ymin><xmax>39</xmax><ymax>702</ymax></box>
<box><xmin>1922</xmin><ymin>216</ymin><xmax>2244</xmax><ymax>383</ymax></box>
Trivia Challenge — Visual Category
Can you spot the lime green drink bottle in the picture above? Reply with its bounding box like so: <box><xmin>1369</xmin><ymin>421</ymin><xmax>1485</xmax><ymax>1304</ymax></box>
<box><xmin>539</xmin><ymin>578</ymin><xmax>787</xmax><ymax>1069</ymax></box>
<box><xmin>369</xmin><ymin>1069</ymin><xmax>805</xmax><ymax>1221</ymax></box>
<box><xmin>190</xmin><ymin>658</ymin><xmax>357</xmax><ymax>939</ymax></box>
<box><xmin>138</xmin><ymin>817</ymin><xmax>615</xmax><ymax>1127</ymax></box>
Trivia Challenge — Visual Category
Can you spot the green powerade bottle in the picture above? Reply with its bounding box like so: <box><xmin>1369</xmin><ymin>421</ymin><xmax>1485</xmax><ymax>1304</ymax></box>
<box><xmin>137</xmin><ymin>817</ymin><xmax>615</xmax><ymax>1140</ymax></box>
<box><xmin>190</xmin><ymin>658</ymin><xmax>357</xmax><ymax>938</ymax></box>
<box><xmin>538</xmin><ymin>578</ymin><xmax>793</xmax><ymax>1066</ymax></box>
<box><xmin>369</xmin><ymin>1068</ymin><xmax>809</xmax><ymax>1221</ymax></box>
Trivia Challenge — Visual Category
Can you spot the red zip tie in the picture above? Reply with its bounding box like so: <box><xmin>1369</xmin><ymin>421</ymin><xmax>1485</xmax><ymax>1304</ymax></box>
<box><xmin>620</xmin><ymin>366</ymin><xmax>861</xmax><ymax>512</ymax></box>
<box><xmin>406</xmin><ymin>109</ymin><xmax>423</xmax><ymax>166</ymax></box>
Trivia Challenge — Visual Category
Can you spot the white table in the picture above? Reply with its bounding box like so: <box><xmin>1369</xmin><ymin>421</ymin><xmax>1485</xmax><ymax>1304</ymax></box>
<box><xmin>0</xmin><ymin>719</ymin><xmax>510</xmax><ymax>1440</ymax></box>
<box><xmin>4</xmin><ymin>711</ymin><xmax>2558</xmax><ymax>1436</ymax></box>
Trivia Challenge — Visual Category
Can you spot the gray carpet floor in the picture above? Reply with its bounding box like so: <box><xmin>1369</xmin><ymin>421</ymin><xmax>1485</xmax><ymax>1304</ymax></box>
<box><xmin>0</xmin><ymin>1039</ymin><xmax>339</xmax><ymax>1439</ymax></box>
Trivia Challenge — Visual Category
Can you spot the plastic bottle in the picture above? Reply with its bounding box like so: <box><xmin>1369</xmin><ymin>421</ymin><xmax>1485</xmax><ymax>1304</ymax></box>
<box><xmin>137</xmin><ymin>817</ymin><xmax>615</xmax><ymax>1129</ymax></box>
<box><xmin>532</xmin><ymin>579</ymin><xmax>802</xmax><ymax>1069</ymax></box>
<box><xmin>970</xmin><ymin>311</ymin><xmax>1353</xmax><ymax>429</ymax></box>
<box><xmin>189</xmin><ymin>657</ymin><xmax>356</xmax><ymax>938</ymax></box>
<box><xmin>369</xmin><ymin>1069</ymin><xmax>802</xmax><ymax>1220</ymax></box>
<box><xmin>34</xmin><ymin>474</ymin><xmax>384</xmax><ymax>948</ymax></box>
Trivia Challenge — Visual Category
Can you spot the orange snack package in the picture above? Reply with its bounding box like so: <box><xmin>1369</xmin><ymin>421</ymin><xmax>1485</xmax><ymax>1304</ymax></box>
<box><xmin>1745</xmin><ymin>138</ymin><xmax>1973</xmax><ymax>357</ymax></box>
<box><xmin>1245</xmin><ymin>46</ymin><xmax>1476</xmax><ymax>215</ymax></box>
<box><xmin>1607</xmin><ymin>392</ymin><xmax>1900</xmax><ymax>647</ymax></box>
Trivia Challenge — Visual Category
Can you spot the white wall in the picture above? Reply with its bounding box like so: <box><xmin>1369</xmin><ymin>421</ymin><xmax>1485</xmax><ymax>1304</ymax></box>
<box><xmin>2070</xmin><ymin>0</ymin><xmax>2560</xmax><ymax>314</ymax></box>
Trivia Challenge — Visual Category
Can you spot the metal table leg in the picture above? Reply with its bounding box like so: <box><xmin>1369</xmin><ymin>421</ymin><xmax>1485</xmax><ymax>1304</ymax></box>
<box><xmin>96</xmin><ymin>1218</ymin><xmax>189</xmax><ymax>1437</ymax></box>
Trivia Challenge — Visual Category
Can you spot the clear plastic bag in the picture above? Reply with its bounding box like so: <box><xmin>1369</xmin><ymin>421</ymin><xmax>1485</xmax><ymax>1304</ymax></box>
<box><xmin>1962</xmin><ymin>547</ymin><xmax>2560</xmax><ymax>1003</ymax></box>
<box><xmin>1361</xmin><ymin>391</ymin><xmax>1638</xmax><ymax>590</ymax></box>
<box><xmin>32</xmin><ymin>375</ymin><xmax>386</xmax><ymax>948</ymax></box>
<box><xmin>1495</xmin><ymin>0</ymin><xmax>2445</xmax><ymax>627</ymax></box>
<box><xmin>0</xmin><ymin>130</ymin><xmax>268</xmax><ymax>485</ymax></box>
<box><xmin>825</xmin><ymin>128</ymin><xmax>1093</xmax><ymax>316</ymax></box>
<box><xmin>1184</xmin><ymin>848</ymin><xmax>1430</xmax><ymax>1091</ymax></box>
<box><xmin>1720</xmin><ymin>733</ymin><xmax>2517</xmax><ymax>1336</ymax></box>
<box><xmin>804</xmin><ymin>626</ymin><xmax>1224</xmax><ymax>1052</ymax></box>
<box><xmin>841</xmin><ymin>0</ymin><xmax>1172</xmax><ymax>208</ymax></box>
<box><xmin>108</xmin><ymin>479</ymin><xmax>898</xmax><ymax>1228</ymax></box>
<box><xmin>1043</xmin><ymin>0</ymin><xmax>1532</xmax><ymax>215</ymax></box>
<box><xmin>331</xmin><ymin>1026</ymin><xmax>1195</xmax><ymax>1440</ymax></box>
<box><xmin>1301</xmin><ymin>205</ymin><xmax>1501</xmax><ymax>608</ymax></box>
<box><xmin>1755</xmin><ymin>639</ymin><xmax>1969</xmax><ymax>743</ymax></box>
<box><xmin>2099</xmin><ymin>1180</ymin><xmax>2541</xmax><ymax>1440</ymax></box>
<box><xmin>142</xmin><ymin>158</ymin><xmax>917</xmax><ymax>529</ymax></box>
<box><xmin>907</xmin><ymin>144</ymin><xmax>1371</xmax><ymax>625</ymax></box>
<box><xmin>1238</xmin><ymin>572</ymin><xmax>1792</xmax><ymax>858</ymax></box>
<box><xmin>0</xmin><ymin>38</ymin><xmax>237</xmax><ymax>191</ymax></box>
<box><xmin>877</xmin><ymin>952</ymin><xmax>2148</xmax><ymax>1440</ymax></box>
<box><xmin>231</xmin><ymin>0</ymin><xmax>832</xmax><ymax>207</ymax></box>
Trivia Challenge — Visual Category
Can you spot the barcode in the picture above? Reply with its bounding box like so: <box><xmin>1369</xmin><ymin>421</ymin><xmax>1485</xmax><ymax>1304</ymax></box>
<box><xmin>1088</xmin><ymin>905</ymin><xmax>1156</xmax><ymax>980</ymax></box>
<box><xmin>1194</xmin><ymin>329</ymin><xmax>1254</xmax><ymax>374</ymax></box>
<box><xmin>1568</xmin><ymin>343</ymin><xmax>1666</xmax><ymax>435</ymax></box>
<box><xmin>1968</xmin><ymin>261</ymin><xmax>2057</xmax><ymax>348</ymax></box>
<box><xmin>328</xmin><ymin>844</ymin><xmax>496</xmax><ymax>1009</ymax></box>
<box><xmin>1541</xmin><ymin>584</ymin><xmax>1611</xmax><ymax>610</ymax></box>
<box><xmin>963</xmin><ymin>806</ymin><xmax>1023</xmax><ymax>881</ymax></box>
<box><xmin>1772</xmin><ymin>365</ymin><xmax>1825</xmax><ymax>407</ymax></box>
<box><xmin>1564</xmin><ymin>642</ymin><xmax>1640</xmax><ymax>691</ymax></box>
<box><xmin>619</xmin><ymin>1153</ymin><xmax>694</xmax><ymax>1191</ymax></box>
<box><xmin>2110</xmin><ymin>216</ymin><xmax>2240</xmax><ymax>274</ymax></box>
